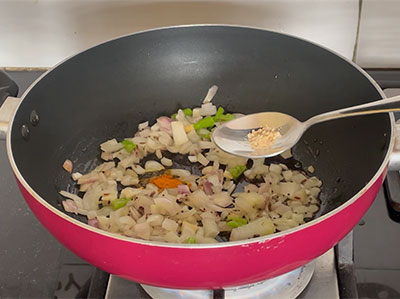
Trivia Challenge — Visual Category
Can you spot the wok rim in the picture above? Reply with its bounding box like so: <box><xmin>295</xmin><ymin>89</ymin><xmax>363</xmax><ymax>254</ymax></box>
<box><xmin>6</xmin><ymin>24</ymin><xmax>394</xmax><ymax>249</ymax></box>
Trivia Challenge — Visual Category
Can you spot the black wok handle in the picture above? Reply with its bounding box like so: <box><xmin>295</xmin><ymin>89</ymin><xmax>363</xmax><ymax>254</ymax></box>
<box><xmin>384</xmin><ymin>171</ymin><xmax>400</xmax><ymax>223</ymax></box>
<box><xmin>0</xmin><ymin>70</ymin><xmax>18</xmax><ymax>104</ymax></box>
<box><xmin>0</xmin><ymin>70</ymin><xmax>20</xmax><ymax>140</ymax></box>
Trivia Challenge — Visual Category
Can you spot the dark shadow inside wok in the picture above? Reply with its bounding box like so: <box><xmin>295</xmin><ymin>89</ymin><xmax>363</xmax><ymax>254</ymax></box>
<box><xmin>10</xmin><ymin>26</ymin><xmax>391</xmax><ymax>228</ymax></box>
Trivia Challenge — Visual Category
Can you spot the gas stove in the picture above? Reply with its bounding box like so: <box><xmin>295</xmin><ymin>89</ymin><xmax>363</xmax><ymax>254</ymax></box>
<box><xmin>1</xmin><ymin>69</ymin><xmax>400</xmax><ymax>299</ymax></box>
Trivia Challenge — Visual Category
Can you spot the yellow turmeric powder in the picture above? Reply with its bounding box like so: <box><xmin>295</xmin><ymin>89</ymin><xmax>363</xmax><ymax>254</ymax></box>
<box><xmin>149</xmin><ymin>174</ymin><xmax>184</xmax><ymax>190</ymax></box>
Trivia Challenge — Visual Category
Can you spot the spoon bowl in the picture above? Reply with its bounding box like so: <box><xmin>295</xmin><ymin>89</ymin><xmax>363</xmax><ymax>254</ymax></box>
<box><xmin>212</xmin><ymin>112</ymin><xmax>305</xmax><ymax>158</ymax></box>
<box><xmin>212</xmin><ymin>95</ymin><xmax>400</xmax><ymax>158</ymax></box>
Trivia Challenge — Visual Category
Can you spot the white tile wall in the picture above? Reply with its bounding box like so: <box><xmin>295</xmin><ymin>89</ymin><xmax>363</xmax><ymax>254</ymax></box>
<box><xmin>0</xmin><ymin>0</ymin><xmax>359</xmax><ymax>68</ymax></box>
<box><xmin>356</xmin><ymin>0</ymin><xmax>400</xmax><ymax>68</ymax></box>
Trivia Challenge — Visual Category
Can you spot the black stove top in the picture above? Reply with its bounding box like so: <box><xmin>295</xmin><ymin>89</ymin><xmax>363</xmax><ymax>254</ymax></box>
<box><xmin>1</xmin><ymin>70</ymin><xmax>400</xmax><ymax>299</ymax></box>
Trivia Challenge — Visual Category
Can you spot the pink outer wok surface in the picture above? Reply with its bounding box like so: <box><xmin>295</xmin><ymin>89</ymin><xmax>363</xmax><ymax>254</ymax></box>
<box><xmin>16</xmin><ymin>166</ymin><xmax>385</xmax><ymax>290</ymax></box>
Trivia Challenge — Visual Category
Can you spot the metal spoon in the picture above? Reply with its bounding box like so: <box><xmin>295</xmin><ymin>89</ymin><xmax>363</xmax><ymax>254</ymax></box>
<box><xmin>212</xmin><ymin>95</ymin><xmax>400</xmax><ymax>158</ymax></box>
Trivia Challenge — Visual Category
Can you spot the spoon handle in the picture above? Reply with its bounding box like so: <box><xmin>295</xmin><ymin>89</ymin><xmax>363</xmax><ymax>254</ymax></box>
<box><xmin>305</xmin><ymin>95</ymin><xmax>400</xmax><ymax>127</ymax></box>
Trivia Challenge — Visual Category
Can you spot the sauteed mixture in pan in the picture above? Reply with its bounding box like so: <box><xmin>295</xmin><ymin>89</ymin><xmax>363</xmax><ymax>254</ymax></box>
<box><xmin>60</xmin><ymin>86</ymin><xmax>322</xmax><ymax>243</ymax></box>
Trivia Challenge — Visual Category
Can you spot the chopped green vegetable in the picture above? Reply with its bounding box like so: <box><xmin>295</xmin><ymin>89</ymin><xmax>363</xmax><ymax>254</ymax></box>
<box><xmin>183</xmin><ymin>108</ymin><xmax>193</xmax><ymax>116</ymax></box>
<box><xmin>171</xmin><ymin>113</ymin><xmax>177</xmax><ymax>120</ymax></box>
<box><xmin>186</xmin><ymin>237</ymin><xmax>196</xmax><ymax>244</ymax></box>
<box><xmin>227</xmin><ymin>216</ymin><xmax>248</xmax><ymax>228</ymax></box>
<box><xmin>122</xmin><ymin>139</ymin><xmax>136</xmax><ymax>152</ymax></box>
<box><xmin>112</xmin><ymin>198</ymin><xmax>129</xmax><ymax>210</ymax></box>
<box><xmin>229</xmin><ymin>165</ymin><xmax>247</xmax><ymax>180</ymax></box>
<box><xmin>214</xmin><ymin>106</ymin><xmax>224</xmax><ymax>121</ymax></box>
<box><xmin>218</xmin><ymin>113</ymin><xmax>235</xmax><ymax>122</ymax></box>
<box><xmin>197</xmin><ymin>129</ymin><xmax>211</xmax><ymax>140</ymax></box>
<box><xmin>193</xmin><ymin>116</ymin><xmax>215</xmax><ymax>130</ymax></box>
<box><xmin>213</xmin><ymin>107</ymin><xmax>235</xmax><ymax>122</ymax></box>
<box><xmin>227</xmin><ymin>216</ymin><xmax>248</xmax><ymax>223</ymax></box>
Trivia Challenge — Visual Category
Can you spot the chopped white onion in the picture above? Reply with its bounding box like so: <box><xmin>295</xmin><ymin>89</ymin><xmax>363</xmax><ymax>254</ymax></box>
<box><xmin>201</xmin><ymin>103</ymin><xmax>217</xmax><ymax>116</ymax></box>
<box><xmin>101</xmin><ymin>139</ymin><xmax>123</xmax><ymax>153</ymax></box>
<box><xmin>197</xmin><ymin>153</ymin><xmax>209</xmax><ymax>166</ymax></box>
<box><xmin>161</xmin><ymin>157</ymin><xmax>173</xmax><ymax>167</ymax></box>
<box><xmin>171</xmin><ymin>121</ymin><xmax>189</xmax><ymax>145</ymax></box>
<box><xmin>71</xmin><ymin>172</ymin><xmax>82</xmax><ymax>181</ymax></box>
<box><xmin>62</xmin><ymin>200</ymin><xmax>78</xmax><ymax>214</ymax></box>
<box><xmin>162</xmin><ymin>218</ymin><xmax>179</xmax><ymax>232</ymax></box>
<box><xmin>138</xmin><ymin>121</ymin><xmax>149</xmax><ymax>131</ymax></box>
<box><xmin>144</xmin><ymin>160</ymin><xmax>165</xmax><ymax>172</ymax></box>
<box><xmin>202</xmin><ymin>85</ymin><xmax>218</xmax><ymax>103</ymax></box>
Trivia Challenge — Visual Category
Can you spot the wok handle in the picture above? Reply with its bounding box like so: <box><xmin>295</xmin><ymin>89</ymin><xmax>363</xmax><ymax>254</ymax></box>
<box><xmin>388</xmin><ymin>121</ymin><xmax>400</xmax><ymax>171</ymax></box>
<box><xmin>0</xmin><ymin>71</ymin><xmax>20</xmax><ymax>140</ymax></box>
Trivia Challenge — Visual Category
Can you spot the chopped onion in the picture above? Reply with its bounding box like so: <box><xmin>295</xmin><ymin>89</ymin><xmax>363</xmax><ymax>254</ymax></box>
<box><xmin>199</xmin><ymin>141</ymin><xmax>214</xmax><ymax>149</ymax></box>
<box><xmin>169</xmin><ymin>169</ymin><xmax>191</xmax><ymax>178</ymax></box>
<box><xmin>269</xmin><ymin>164</ymin><xmax>282</xmax><ymax>174</ymax></box>
<box><xmin>230</xmin><ymin>217</ymin><xmax>274</xmax><ymax>241</ymax></box>
<box><xmin>291</xmin><ymin>173</ymin><xmax>307</xmax><ymax>184</ymax></box>
<box><xmin>187</xmin><ymin>130</ymin><xmax>201</xmax><ymax>143</ymax></box>
<box><xmin>161</xmin><ymin>157</ymin><xmax>173</xmax><ymax>167</ymax></box>
<box><xmin>157</xmin><ymin>116</ymin><xmax>172</xmax><ymax>132</ymax></box>
<box><xmin>120</xmin><ymin>187</ymin><xmax>142</xmax><ymax>199</ymax></box>
<box><xmin>88</xmin><ymin>218</ymin><xmax>100</xmax><ymax>228</ymax></box>
<box><xmin>207</xmin><ymin>174</ymin><xmax>220</xmax><ymax>186</ymax></box>
<box><xmin>154</xmin><ymin>197</ymin><xmax>180</xmax><ymax>216</ymax></box>
<box><xmin>279</xmin><ymin>182</ymin><xmax>302</xmax><ymax>198</ymax></box>
<box><xmin>213</xmin><ymin>192</ymin><xmax>232</xmax><ymax>207</ymax></box>
<box><xmin>162</xmin><ymin>218</ymin><xmax>178</xmax><ymax>232</ymax></box>
<box><xmin>307</xmin><ymin>165</ymin><xmax>315</xmax><ymax>173</ymax></box>
<box><xmin>144</xmin><ymin>160</ymin><xmax>165</xmax><ymax>172</ymax></box>
<box><xmin>100</xmin><ymin>152</ymin><xmax>113</xmax><ymax>161</ymax></box>
<box><xmin>138</xmin><ymin>121</ymin><xmax>149</xmax><ymax>131</ymax></box>
<box><xmin>147</xmin><ymin>214</ymin><xmax>164</xmax><ymax>226</ymax></box>
<box><xmin>62</xmin><ymin>200</ymin><xmax>78</xmax><ymax>214</ymax></box>
<box><xmin>192</xmin><ymin>108</ymin><xmax>202</xmax><ymax>118</ymax></box>
<box><xmin>202</xmin><ymin>85</ymin><xmax>218</xmax><ymax>103</ymax></box>
<box><xmin>178</xmin><ymin>184</ymin><xmax>191</xmax><ymax>194</ymax></box>
<box><xmin>201</xmin><ymin>103</ymin><xmax>217</xmax><ymax>116</ymax></box>
<box><xmin>132</xmin><ymin>164</ymin><xmax>146</xmax><ymax>175</ymax></box>
<box><xmin>59</xmin><ymin>190</ymin><xmax>83</xmax><ymax>209</ymax></box>
<box><xmin>101</xmin><ymin>139</ymin><xmax>123</xmax><ymax>153</ymax></box>
<box><xmin>188</xmin><ymin>155</ymin><xmax>198</xmax><ymax>163</ymax></box>
<box><xmin>201</xmin><ymin>212</ymin><xmax>219</xmax><ymax>238</ymax></box>
<box><xmin>134</xmin><ymin>222</ymin><xmax>151</xmax><ymax>240</ymax></box>
<box><xmin>139</xmin><ymin>128</ymin><xmax>151</xmax><ymax>137</ymax></box>
<box><xmin>71</xmin><ymin>172</ymin><xmax>83</xmax><ymax>181</ymax></box>
<box><xmin>171</xmin><ymin>121</ymin><xmax>189</xmax><ymax>145</ymax></box>
<box><xmin>282</xmin><ymin>170</ymin><xmax>293</xmax><ymax>181</ymax></box>
<box><xmin>197</xmin><ymin>153</ymin><xmax>209</xmax><ymax>166</ymax></box>
<box><xmin>280</xmin><ymin>149</ymin><xmax>293</xmax><ymax>159</ymax></box>
<box><xmin>202</xmin><ymin>181</ymin><xmax>214</xmax><ymax>195</ymax></box>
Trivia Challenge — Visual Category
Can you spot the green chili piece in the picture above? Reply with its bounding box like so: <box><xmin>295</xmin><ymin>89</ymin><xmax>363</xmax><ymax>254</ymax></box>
<box><xmin>186</xmin><ymin>237</ymin><xmax>196</xmax><ymax>244</ymax></box>
<box><xmin>227</xmin><ymin>216</ymin><xmax>248</xmax><ymax>224</ymax></box>
<box><xmin>183</xmin><ymin>108</ymin><xmax>193</xmax><ymax>116</ymax></box>
<box><xmin>122</xmin><ymin>139</ymin><xmax>136</xmax><ymax>153</ymax></box>
<box><xmin>214</xmin><ymin>106</ymin><xmax>225</xmax><ymax>121</ymax></box>
<box><xmin>227</xmin><ymin>217</ymin><xmax>247</xmax><ymax>228</ymax></box>
<box><xmin>112</xmin><ymin>198</ymin><xmax>129</xmax><ymax>210</ymax></box>
<box><xmin>218</xmin><ymin>113</ymin><xmax>235</xmax><ymax>122</ymax></box>
<box><xmin>193</xmin><ymin>116</ymin><xmax>215</xmax><ymax>130</ymax></box>
<box><xmin>226</xmin><ymin>220</ymin><xmax>240</xmax><ymax>228</ymax></box>
<box><xmin>229</xmin><ymin>165</ymin><xmax>247</xmax><ymax>180</ymax></box>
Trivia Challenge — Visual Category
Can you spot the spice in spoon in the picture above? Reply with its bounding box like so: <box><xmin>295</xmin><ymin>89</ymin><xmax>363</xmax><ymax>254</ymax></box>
<box><xmin>247</xmin><ymin>125</ymin><xmax>281</xmax><ymax>150</ymax></box>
